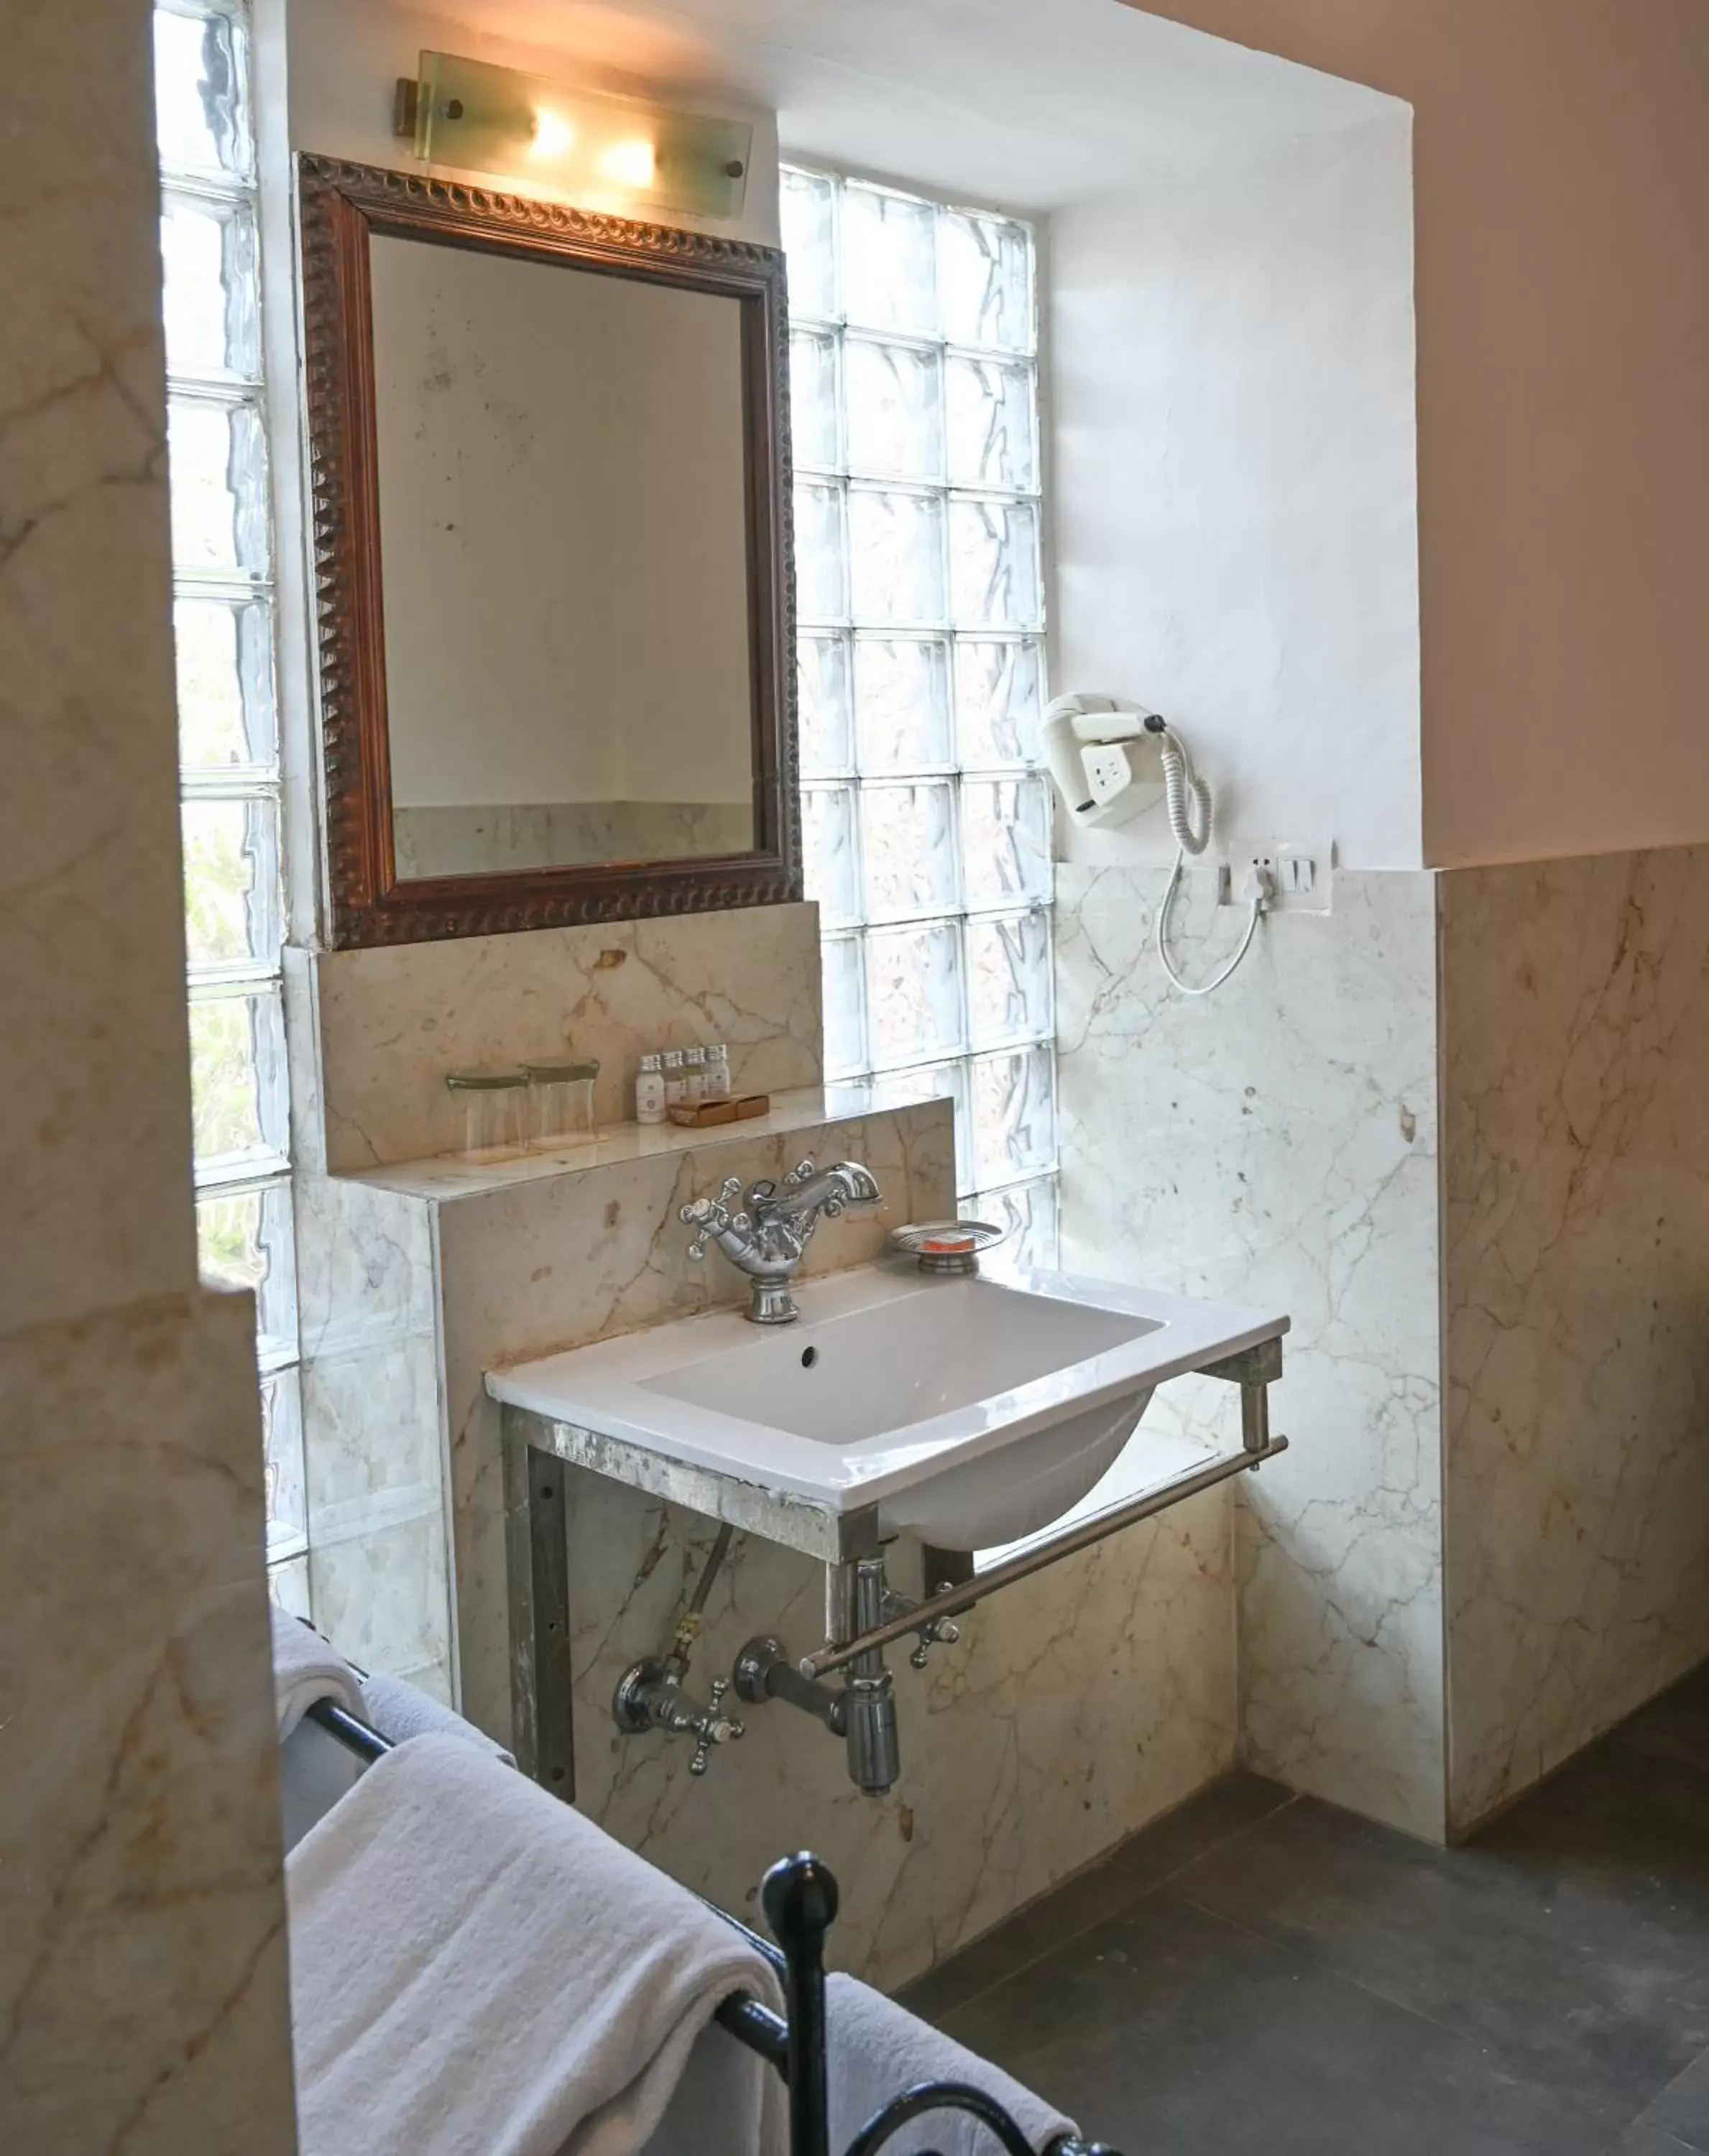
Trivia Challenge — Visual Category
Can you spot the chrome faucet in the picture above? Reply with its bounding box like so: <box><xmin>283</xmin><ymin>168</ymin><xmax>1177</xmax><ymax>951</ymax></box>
<box><xmin>681</xmin><ymin>1159</ymin><xmax>882</xmax><ymax>1325</ymax></box>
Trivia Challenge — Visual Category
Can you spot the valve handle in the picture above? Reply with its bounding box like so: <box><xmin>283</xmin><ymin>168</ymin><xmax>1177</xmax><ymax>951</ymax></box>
<box><xmin>681</xmin><ymin>1191</ymin><xmax>737</xmax><ymax>1261</ymax></box>
<box><xmin>688</xmin><ymin>1679</ymin><xmax>745</xmax><ymax>1777</ymax></box>
<box><xmin>909</xmin><ymin>1590</ymin><xmax>964</xmax><ymax>1669</ymax></box>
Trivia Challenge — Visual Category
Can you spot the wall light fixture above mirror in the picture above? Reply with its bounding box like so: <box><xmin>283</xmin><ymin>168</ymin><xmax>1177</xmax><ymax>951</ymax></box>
<box><xmin>298</xmin><ymin>154</ymin><xmax>798</xmax><ymax>948</ymax></box>
<box><xmin>395</xmin><ymin>52</ymin><xmax>752</xmax><ymax>222</ymax></box>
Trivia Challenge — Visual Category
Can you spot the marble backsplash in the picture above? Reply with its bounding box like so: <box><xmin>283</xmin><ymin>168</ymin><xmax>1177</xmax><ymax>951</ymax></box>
<box><xmin>309</xmin><ymin>900</ymin><xmax>822</xmax><ymax>1171</ymax></box>
<box><xmin>1056</xmin><ymin>864</ymin><xmax>1446</xmax><ymax>1840</ymax></box>
<box><xmin>1441</xmin><ymin>847</ymin><xmax>1709</xmax><ymax>1830</ymax></box>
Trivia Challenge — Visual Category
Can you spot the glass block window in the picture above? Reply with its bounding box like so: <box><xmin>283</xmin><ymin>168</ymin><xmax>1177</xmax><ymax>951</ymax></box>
<box><xmin>783</xmin><ymin>169</ymin><xmax>1058</xmax><ymax>1263</ymax></box>
<box><xmin>155</xmin><ymin>0</ymin><xmax>305</xmax><ymax>1583</ymax></box>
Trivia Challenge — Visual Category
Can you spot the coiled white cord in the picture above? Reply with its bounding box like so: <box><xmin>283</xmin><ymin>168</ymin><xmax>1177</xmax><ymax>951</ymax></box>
<box><xmin>1154</xmin><ymin>728</ymin><xmax>1267</xmax><ymax>996</ymax></box>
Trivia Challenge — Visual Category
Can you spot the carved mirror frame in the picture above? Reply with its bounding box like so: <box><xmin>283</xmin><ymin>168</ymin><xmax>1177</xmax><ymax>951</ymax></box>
<box><xmin>297</xmin><ymin>154</ymin><xmax>800</xmax><ymax>948</ymax></box>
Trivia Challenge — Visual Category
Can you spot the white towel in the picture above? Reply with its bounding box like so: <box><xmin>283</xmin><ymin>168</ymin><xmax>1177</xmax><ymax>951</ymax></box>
<box><xmin>826</xmin><ymin>1972</ymin><xmax>1077</xmax><ymax>2156</ymax></box>
<box><xmin>272</xmin><ymin>1607</ymin><xmax>365</xmax><ymax>1738</ymax></box>
<box><xmin>361</xmin><ymin>1669</ymin><xmax>516</xmax><ymax>1767</ymax></box>
<box><xmin>287</xmin><ymin>1731</ymin><xmax>786</xmax><ymax>2156</ymax></box>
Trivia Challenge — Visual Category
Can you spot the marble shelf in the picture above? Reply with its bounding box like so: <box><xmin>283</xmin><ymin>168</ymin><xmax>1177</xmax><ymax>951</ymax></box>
<box><xmin>338</xmin><ymin>1080</ymin><xmax>952</xmax><ymax>1202</ymax></box>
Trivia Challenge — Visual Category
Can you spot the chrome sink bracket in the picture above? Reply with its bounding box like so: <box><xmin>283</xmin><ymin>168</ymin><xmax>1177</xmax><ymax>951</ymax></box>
<box><xmin>506</xmin><ymin>1399</ymin><xmax>885</xmax><ymax>1799</ymax></box>
<box><xmin>503</xmin><ymin>1407</ymin><xmax>576</xmax><ymax>1801</ymax></box>
<box><xmin>1197</xmin><ymin>1337</ymin><xmax>1283</xmax><ymax>1468</ymax></box>
<box><xmin>799</xmin><ymin>1430</ymin><xmax>1291</xmax><ymax>1686</ymax></box>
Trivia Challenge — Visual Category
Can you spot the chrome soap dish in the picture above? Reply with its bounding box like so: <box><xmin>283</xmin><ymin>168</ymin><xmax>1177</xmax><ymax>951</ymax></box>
<box><xmin>888</xmin><ymin>1220</ymin><xmax>1007</xmax><ymax>1278</ymax></box>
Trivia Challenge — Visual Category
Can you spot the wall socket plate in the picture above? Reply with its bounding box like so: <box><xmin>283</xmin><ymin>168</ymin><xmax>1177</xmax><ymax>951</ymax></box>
<box><xmin>1217</xmin><ymin>838</ymin><xmax>1335</xmax><ymax>913</ymax></box>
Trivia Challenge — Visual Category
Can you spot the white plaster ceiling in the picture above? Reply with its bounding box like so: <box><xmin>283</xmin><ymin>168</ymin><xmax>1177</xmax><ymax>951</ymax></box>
<box><xmin>378</xmin><ymin>0</ymin><xmax>1400</xmax><ymax>211</ymax></box>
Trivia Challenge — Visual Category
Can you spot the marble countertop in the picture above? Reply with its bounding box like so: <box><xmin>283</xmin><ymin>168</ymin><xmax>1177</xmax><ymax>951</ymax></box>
<box><xmin>338</xmin><ymin>1081</ymin><xmax>953</xmax><ymax>1202</ymax></box>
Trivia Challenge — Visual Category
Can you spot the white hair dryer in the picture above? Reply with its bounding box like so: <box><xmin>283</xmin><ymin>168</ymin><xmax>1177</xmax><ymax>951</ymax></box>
<box><xmin>1041</xmin><ymin>692</ymin><xmax>1212</xmax><ymax>853</ymax></box>
<box><xmin>1043</xmin><ymin>691</ymin><xmax>1262</xmax><ymax>995</ymax></box>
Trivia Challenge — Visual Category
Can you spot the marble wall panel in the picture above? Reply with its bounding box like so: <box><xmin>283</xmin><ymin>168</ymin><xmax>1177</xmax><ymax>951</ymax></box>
<box><xmin>1442</xmin><ymin>847</ymin><xmax>1709</xmax><ymax>1830</ymax></box>
<box><xmin>0</xmin><ymin>0</ymin><xmax>199</xmax><ymax>1335</ymax></box>
<box><xmin>0</xmin><ymin>3</ymin><xmax>297</xmax><ymax>2141</ymax></box>
<box><xmin>1056</xmin><ymin>865</ymin><xmax>1446</xmax><ymax>1840</ymax></box>
<box><xmin>312</xmin><ymin>902</ymin><xmax>823</xmax><ymax>1171</ymax></box>
<box><xmin>0</xmin><ymin>1289</ymin><xmax>295</xmax><ymax>2153</ymax></box>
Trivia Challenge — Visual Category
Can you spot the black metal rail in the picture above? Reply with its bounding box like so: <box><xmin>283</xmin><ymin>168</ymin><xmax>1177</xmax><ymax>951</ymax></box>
<box><xmin>302</xmin><ymin>1697</ymin><xmax>1118</xmax><ymax>2155</ymax></box>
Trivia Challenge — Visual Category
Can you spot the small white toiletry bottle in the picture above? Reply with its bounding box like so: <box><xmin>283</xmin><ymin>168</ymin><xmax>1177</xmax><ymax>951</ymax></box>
<box><xmin>703</xmin><ymin>1043</ymin><xmax>732</xmax><ymax>1102</ymax></box>
<box><xmin>662</xmin><ymin>1049</ymin><xmax>687</xmax><ymax>1110</ymax></box>
<box><xmin>683</xmin><ymin>1046</ymin><xmax>706</xmax><ymax>1104</ymax></box>
<box><xmin>635</xmin><ymin>1052</ymin><xmax>667</xmax><ymax>1125</ymax></box>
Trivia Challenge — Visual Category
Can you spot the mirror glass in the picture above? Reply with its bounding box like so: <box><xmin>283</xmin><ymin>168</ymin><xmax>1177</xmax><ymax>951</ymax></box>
<box><xmin>369</xmin><ymin>233</ymin><xmax>757</xmax><ymax>881</ymax></box>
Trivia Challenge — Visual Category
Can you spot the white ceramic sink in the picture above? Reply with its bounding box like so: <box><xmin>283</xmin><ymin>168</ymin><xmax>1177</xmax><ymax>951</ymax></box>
<box><xmin>488</xmin><ymin>1263</ymin><xmax>1289</xmax><ymax>1549</ymax></box>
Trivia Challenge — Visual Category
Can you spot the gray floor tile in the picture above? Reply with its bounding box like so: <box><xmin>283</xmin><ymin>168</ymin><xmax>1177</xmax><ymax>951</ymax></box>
<box><xmin>1479</xmin><ymin>1723</ymin><xmax>1709</xmax><ymax>1930</ymax></box>
<box><xmin>1170</xmin><ymin>1792</ymin><xmax>1709</xmax><ymax>2119</ymax></box>
<box><xmin>941</xmin><ymin>1892</ymin><xmax>1612</xmax><ymax>2156</ymax></box>
<box><xmin>896</xmin><ymin>1852</ymin><xmax>1152</xmax><ymax>2024</ymax></box>
<box><xmin>1613</xmin><ymin>2128</ymin><xmax>1698</xmax><ymax>2155</ymax></box>
<box><xmin>1602</xmin><ymin>1664</ymin><xmax>1709</xmax><ymax>1777</ymax></box>
<box><xmin>1632</xmin><ymin>2050</ymin><xmax>1709</xmax><ymax>2151</ymax></box>
<box><xmin>1106</xmin><ymin>1768</ymin><xmax>1295</xmax><ymax>1890</ymax></box>
<box><xmin>898</xmin><ymin>1772</ymin><xmax>1292</xmax><ymax>2024</ymax></box>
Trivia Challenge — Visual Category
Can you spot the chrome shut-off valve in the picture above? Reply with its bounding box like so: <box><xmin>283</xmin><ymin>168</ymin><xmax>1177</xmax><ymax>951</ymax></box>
<box><xmin>612</xmin><ymin>1659</ymin><xmax>743</xmax><ymax>1777</ymax></box>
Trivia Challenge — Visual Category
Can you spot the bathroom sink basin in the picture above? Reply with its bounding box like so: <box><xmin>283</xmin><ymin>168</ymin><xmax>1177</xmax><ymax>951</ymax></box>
<box><xmin>488</xmin><ymin>1264</ymin><xmax>1289</xmax><ymax>1551</ymax></box>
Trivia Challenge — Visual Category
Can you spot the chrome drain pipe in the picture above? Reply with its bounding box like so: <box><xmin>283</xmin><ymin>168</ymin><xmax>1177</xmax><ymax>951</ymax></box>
<box><xmin>734</xmin><ymin>1552</ymin><xmax>903</xmax><ymax>1795</ymax></box>
<box><xmin>839</xmin><ymin>1554</ymin><xmax>899</xmax><ymax>1795</ymax></box>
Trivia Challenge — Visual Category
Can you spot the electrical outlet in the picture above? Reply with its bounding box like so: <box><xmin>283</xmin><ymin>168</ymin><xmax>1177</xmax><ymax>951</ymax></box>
<box><xmin>1217</xmin><ymin>838</ymin><xmax>1334</xmax><ymax>912</ymax></box>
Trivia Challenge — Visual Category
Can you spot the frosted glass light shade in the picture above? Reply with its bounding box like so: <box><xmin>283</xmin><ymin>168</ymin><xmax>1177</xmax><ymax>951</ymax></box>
<box><xmin>402</xmin><ymin>52</ymin><xmax>752</xmax><ymax>221</ymax></box>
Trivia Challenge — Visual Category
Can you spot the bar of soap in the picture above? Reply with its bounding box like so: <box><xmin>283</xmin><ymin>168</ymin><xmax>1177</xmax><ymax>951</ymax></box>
<box><xmin>666</xmin><ymin>1093</ymin><xmax>770</xmax><ymax>1128</ymax></box>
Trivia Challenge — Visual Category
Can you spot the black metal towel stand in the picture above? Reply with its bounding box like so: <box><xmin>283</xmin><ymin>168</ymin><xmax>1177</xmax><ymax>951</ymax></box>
<box><xmin>303</xmin><ymin>1697</ymin><xmax>1119</xmax><ymax>2156</ymax></box>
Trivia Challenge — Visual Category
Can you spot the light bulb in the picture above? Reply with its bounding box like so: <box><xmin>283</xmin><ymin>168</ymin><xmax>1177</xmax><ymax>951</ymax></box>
<box><xmin>530</xmin><ymin>107</ymin><xmax>575</xmax><ymax>159</ymax></box>
<box><xmin>599</xmin><ymin>137</ymin><xmax>657</xmax><ymax>188</ymax></box>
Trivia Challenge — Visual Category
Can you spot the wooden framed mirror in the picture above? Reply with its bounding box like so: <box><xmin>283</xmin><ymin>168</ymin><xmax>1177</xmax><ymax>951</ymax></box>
<box><xmin>297</xmin><ymin>155</ymin><xmax>799</xmax><ymax>947</ymax></box>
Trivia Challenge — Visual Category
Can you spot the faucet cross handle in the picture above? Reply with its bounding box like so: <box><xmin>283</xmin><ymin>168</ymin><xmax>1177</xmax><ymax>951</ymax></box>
<box><xmin>781</xmin><ymin>1159</ymin><xmax>819</xmax><ymax>1192</ymax></box>
<box><xmin>681</xmin><ymin>1176</ymin><xmax>746</xmax><ymax>1261</ymax></box>
<box><xmin>688</xmin><ymin>1678</ymin><xmax>744</xmax><ymax>1777</ymax></box>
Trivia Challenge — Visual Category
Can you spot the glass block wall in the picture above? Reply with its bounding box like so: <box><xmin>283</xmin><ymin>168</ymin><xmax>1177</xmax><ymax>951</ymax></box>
<box><xmin>155</xmin><ymin>0</ymin><xmax>305</xmax><ymax>1601</ymax></box>
<box><xmin>780</xmin><ymin>169</ymin><xmax>1059</xmax><ymax>1262</ymax></box>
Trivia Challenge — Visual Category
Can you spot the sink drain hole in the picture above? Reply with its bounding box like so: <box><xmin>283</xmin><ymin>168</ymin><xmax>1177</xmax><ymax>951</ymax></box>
<box><xmin>801</xmin><ymin>1345</ymin><xmax>819</xmax><ymax>1368</ymax></box>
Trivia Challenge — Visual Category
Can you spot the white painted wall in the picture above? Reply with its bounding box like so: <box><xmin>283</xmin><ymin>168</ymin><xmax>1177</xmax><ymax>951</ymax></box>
<box><xmin>1050</xmin><ymin>113</ymin><xmax>1422</xmax><ymax>871</ymax></box>
<box><xmin>372</xmin><ymin>238</ymin><xmax>752</xmax><ymax>811</ymax></box>
<box><xmin>1134</xmin><ymin>0</ymin><xmax>1709</xmax><ymax>867</ymax></box>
